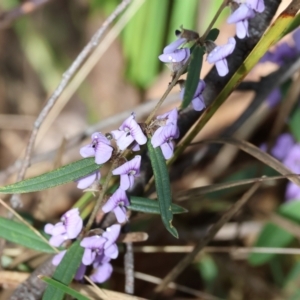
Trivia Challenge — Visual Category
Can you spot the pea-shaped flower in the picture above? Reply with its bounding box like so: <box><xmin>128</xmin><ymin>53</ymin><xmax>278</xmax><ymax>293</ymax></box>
<box><xmin>180</xmin><ymin>80</ymin><xmax>206</xmax><ymax>111</ymax></box>
<box><xmin>44</xmin><ymin>208</ymin><xmax>83</xmax><ymax>247</ymax></box>
<box><xmin>112</xmin><ymin>155</ymin><xmax>141</xmax><ymax>190</ymax></box>
<box><xmin>207</xmin><ymin>37</ymin><xmax>236</xmax><ymax>77</ymax></box>
<box><xmin>80</xmin><ymin>132</ymin><xmax>113</xmax><ymax>165</ymax></box>
<box><xmin>102</xmin><ymin>188</ymin><xmax>130</xmax><ymax>223</ymax></box>
<box><xmin>111</xmin><ymin>113</ymin><xmax>147</xmax><ymax>151</ymax></box>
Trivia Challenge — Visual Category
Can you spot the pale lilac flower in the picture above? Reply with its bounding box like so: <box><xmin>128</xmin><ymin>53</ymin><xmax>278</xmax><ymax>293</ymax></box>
<box><xmin>102</xmin><ymin>188</ymin><xmax>130</xmax><ymax>223</ymax></box>
<box><xmin>227</xmin><ymin>4</ymin><xmax>255</xmax><ymax>39</ymax></box>
<box><xmin>285</xmin><ymin>182</ymin><xmax>300</xmax><ymax>201</ymax></box>
<box><xmin>151</xmin><ymin>123</ymin><xmax>180</xmax><ymax>159</ymax></box>
<box><xmin>80</xmin><ymin>132</ymin><xmax>113</xmax><ymax>165</ymax></box>
<box><xmin>112</xmin><ymin>156</ymin><xmax>141</xmax><ymax>190</ymax></box>
<box><xmin>111</xmin><ymin>113</ymin><xmax>147</xmax><ymax>151</ymax></box>
<box><xmin>159</xmin><ymin>38</ymin><xmax>190</xmax><ymax>66</ymax></box>
<box><xmin>283</xmin><ymin>144</ymin><xmax>300</xmax><ymax>174</ymax></box>
<box><xmin>207</xmin><ymin>37</ymin><xmax>236</xmax><ymax>76</ymax></box>
<box><xmin>156</xmin><ymin>109</ymin><xmax>178</xmax><ymax>126</ymax></box>
<box><xmin>271</xmin><ymin>134</ymin><xmax>295</xmax><ymax>161</ymax></box>
<box><xmin>80</xmin><ymin>224</ymin><xmax>120</xmax><ymax>265</ymax></box>
<box><xmin>44</xmin><ymin>208</ymin><xmax>83</xmax><ymax>247</ymax></box>
<box><xmin>76</xmin><ymin>171</ymin><xmax>100</xmax><ymax>189</ymax></box>
<box><xmin>179</xmin><ymin>80</ymin><xmax>206</xmax><ymax>111</ymax></box>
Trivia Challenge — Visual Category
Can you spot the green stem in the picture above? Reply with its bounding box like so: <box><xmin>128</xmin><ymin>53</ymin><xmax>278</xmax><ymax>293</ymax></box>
<box><xmin>200</xmin><ymin>0</ymin><xmax>228</xmax><ymax>42</ymax></box>
<box><xmin>85</xmin><ymin>161</ymin><xmax>117</xmax><ymax>231</ymax></box>
<box><xmin>145</xmin><ymin>57</ymin><xmax>191</xmax><ymax>125</ymax></box>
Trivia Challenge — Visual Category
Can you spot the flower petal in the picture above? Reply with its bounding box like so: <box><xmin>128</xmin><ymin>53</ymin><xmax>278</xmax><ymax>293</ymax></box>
<box><xmin>90</xmin><ymin>263</ymin><xmax>113</xmax><ymax>283</ymax></box>
<box><xmin>160</xmin><ymin>142</ymin><xmax>174</xmax><ymax>160</ymax></box>
<box><xmin>113</xmin><ymin>206</ymin><xmax>127</xmax><ymax>223</ymax></box>
<box><xmin>163</xmin><ymin>38</ymin><xmax>186</xmax><ymax>54</ymax></box>
<box><xmin>82</xmin><ymin>248</ymin><xmax>96</xmax><ymax>266</ymax></box>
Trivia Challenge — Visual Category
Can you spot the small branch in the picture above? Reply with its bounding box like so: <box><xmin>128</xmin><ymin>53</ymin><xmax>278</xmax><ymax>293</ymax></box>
<box><xmin>154</xmin><ymin>181</ymin><xmax>261</xmax><ymax>294</ymax></box>
<box><xmin>11</xmin><ymin>0</ymin><xmax>132</xmax><ymax>208</ymax></box>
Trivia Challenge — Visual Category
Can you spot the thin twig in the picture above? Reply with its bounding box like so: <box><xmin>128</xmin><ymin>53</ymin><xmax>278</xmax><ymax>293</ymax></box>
<box><xmin>10</xmin><ymin>0</ymin><xmax>132</xmax><ymax>208</ymax></box>
<box><xmin>154</xmin><ymin>181</ymin><xmax>261</xmax><ymax>293</ymax></box>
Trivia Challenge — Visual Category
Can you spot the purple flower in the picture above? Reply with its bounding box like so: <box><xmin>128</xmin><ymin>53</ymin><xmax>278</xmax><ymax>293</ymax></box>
<box><xmin>207</xmin><ymin>37</ymin><xmax>236</xmax><ymax>76</ymax></box>
<box><xmin>271</xmin><ymin>134</ymin><xmax>295</xmax><ymax>161</ymax></box>
<box><xmin>179</xmin><ymin>80</ymin><xmax>206</xmax><ymax>111</ymax></box>
<box><xmin>44</xmin><ymin>208</ymin><xmax>83</xmax><ymax>247</ymax></box>
<box><xmin>151</xmin><ymin>123</ymin><xmax>179</xmax><ymax>160</ymax></box>
<box><xmin>111</xmin><ymin>113</ymin><xmax>147</xmax><ymax>151</ymax></box>
<box><xmin>283</xmin><ymin>144</ymin><xmax>300</xmax><ymax>174</ymax></box>
<box><xmin>112</xmin><ymin>156</ymin><xmax>141</xmax><ymax>190</ymax></box>
<box><xmin>80</xmin><ymin>224</ymin><xmax>120</xmax><ymax>265</ymax></box>
<box><xmin>285</xmin><ymin>182</ymin><xmax>300</xmax><ymax>202</ymax></box>
<box><xmin>159</xmin><ymin>38</ymin><xmax>190</xmax><ymax>67</ymax></box>
<box><xmin>80</xmin><ymin>132</ymin><xmax>113</xmax><ymax>165</ymax></box>
<box><xmin>227</xmin><ymin>4</ymin><xmax>255</xmax><ymax>39</ymax></box>
<box><xmin>102</xmin><ymin>188</ymin><xmax>130</xmax><ymax>223</ymax></box>
<box><xmin>156</xmin><ymin>109</ymin><xmax>178</xmax><ymax>126</ymax></box>
<box><xmin>76</xmin><ymin>171</ymin><xmax>100</xmax><ymax>189</ymax></box>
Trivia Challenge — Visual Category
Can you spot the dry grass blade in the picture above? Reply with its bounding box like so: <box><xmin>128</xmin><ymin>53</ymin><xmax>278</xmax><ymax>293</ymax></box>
<box><xmin>174</xmin><ymin>174</ymin><xmax>300</xmax><ymax>202</ymax></box>
<box><xmin>191</xmin><ymin>138</ymin><xmax>300</xmax><ymax>186</ymax></box>
<box><xmin>154</xmin><ymin>181</ymin><xmax>261</xmax><ymax>293</ymax></box>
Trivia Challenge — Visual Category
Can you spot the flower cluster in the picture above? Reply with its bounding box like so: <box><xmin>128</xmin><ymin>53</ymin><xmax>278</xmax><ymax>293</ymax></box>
<box><xmin>46</xmin><ymin>210</ymin><xmax>121</xmax><ymax>284</ymax></box>
<box><xmin>262</xmin><ymin>133</ymin><xmax>300</xmax><ymax>201</ymax></box>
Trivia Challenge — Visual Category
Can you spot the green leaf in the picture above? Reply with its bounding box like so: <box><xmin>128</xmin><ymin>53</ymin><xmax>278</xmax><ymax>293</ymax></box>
<box><xmin>147</xmin><ymin>140</ymin><xmax>178</xmax><ymax>238</ymax></box>
<box><xmin>289</xmin><ymin>107</ymin><xmax>300</xmax><ymax>142</ymax></box>
<box><xmin>42</xmin><ymin>241</ymin><xmax>84</xmax><ymax>300</ymax></box>
<box><xmin>0</xmin><ymin>217</ymin><xmax>55</xmax><ymax>253</ymax></box>
<box><xmin>206</xmin><ymin>28</ymin><xmax>219</xmax><ymax>42</ymax></box>
<box><xmin>129</xmin><ymin>196</ymin><xmax>188</xmax><ymax>214</ymax></box>
<box><xmin>41</xmin><ymin>276</ymin><xmax>89</xmax><ymax>300</ymax></box>
<box><xmin>0</xmin><ymin>158</ymin><xmax>100</xmax><ymax>194</ymax></box>
<box><xmin>248</xmin><ymin>201</ymin><xmax>300</xmax><ymax>266</ymax></box>
<box><xmin>181</xmin><ymin>45</ymin><xmax>204</xmax><ymax>109</ymax></box>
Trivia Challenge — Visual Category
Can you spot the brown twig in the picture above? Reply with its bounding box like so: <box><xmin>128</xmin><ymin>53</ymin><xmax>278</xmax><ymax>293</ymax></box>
<box><xmin>10</xmin><ymin>0</ymin><xmax>132</xmax><ymax>208</ymax></box>
<box><xmin>154</xmin><ymin>181</ymin><xmax>261</xmax><ymax>293</ymax></box>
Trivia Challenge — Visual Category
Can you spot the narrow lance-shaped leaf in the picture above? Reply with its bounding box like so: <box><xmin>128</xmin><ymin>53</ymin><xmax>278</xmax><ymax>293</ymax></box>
<box><xmin>0</xmin><ymin>158</ymin><xmax>100</xmax><ymax>194</ymax></box>
<box><xmin>40</xmin><ymin>276</ymin><xmax>89</xmax><ymax>300</ymax></box>
<box><xmin>0</xmin><ymin>217</ymin><xmax>55</xmax><ymax>253</ymax></box>
<box><xmin>147</xmin><ymin>140</ymin><xmax>178</xmax><ymax>238</ymax></box>
<box><xmin>181</xmin><ymin>45</ymin><xmax>204</xmax><ymax>109</ymax></box>
<box><xmin>129</xmin><ymin>196</ymin><xmax>187</xmax><ymax>214</ymax></box>
<box><xmin>42</xmin><ymin>241</ymin><xmax>84</xmax><ymax>300</ymax></box>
